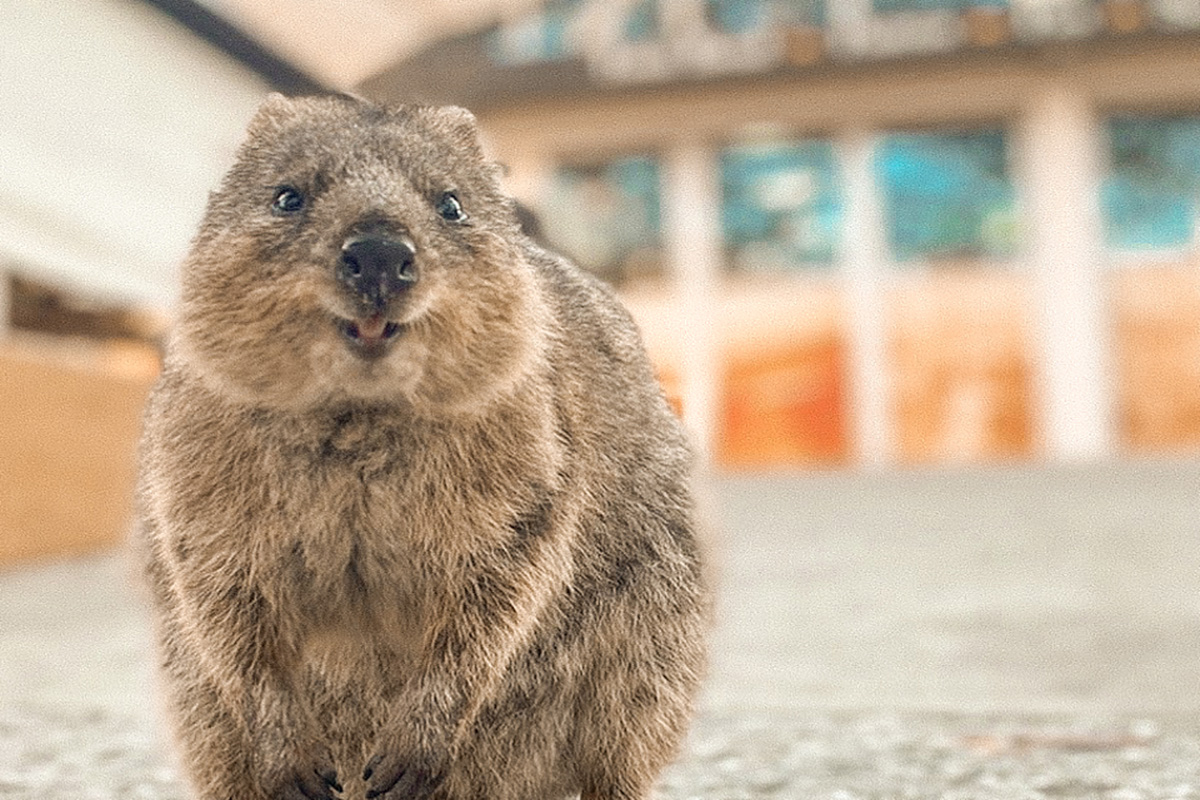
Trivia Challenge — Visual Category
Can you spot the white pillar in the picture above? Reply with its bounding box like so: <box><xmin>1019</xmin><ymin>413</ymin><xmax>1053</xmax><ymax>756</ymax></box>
<box><xmin>1017</xmin><ymin>82</ymin><xmax>1116</xmax><ymax>460</ymax></box>
<box><xmin>837</xmin><ymin>130</ymin><xmax>894</xmax><ymax>468</ymax></box>
<box><xmin>661</xmin><ymin>143</ymin><xmax>722</xmax><ymax>470</ymax></box>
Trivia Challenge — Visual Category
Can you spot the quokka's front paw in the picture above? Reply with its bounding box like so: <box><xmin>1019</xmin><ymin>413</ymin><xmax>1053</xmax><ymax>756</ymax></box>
<box><xmin>362</xmin><ymin>741</ymin><xmax>448</xmax><ymax>800</ymax></box>
<box><xmin>264</xmin><ymin>744</ymin><xmax>342</xmax><ymax>800</ymax></box>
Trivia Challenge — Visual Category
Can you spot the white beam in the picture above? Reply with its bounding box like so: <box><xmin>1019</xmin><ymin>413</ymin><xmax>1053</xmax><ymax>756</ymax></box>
<box><xmin>0</xmin><ymin>268</ymin><xmax>9</xmax><ymax>338</ymax></box>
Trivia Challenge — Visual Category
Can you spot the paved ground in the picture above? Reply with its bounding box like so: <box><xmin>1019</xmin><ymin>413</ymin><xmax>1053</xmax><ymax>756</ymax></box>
<box><xmin>706</xmin><ymin>459</ymin><xmax>1200</xmax><ymax>716</ymax></box>
<box><xmin>2</xmin><ymin>458</ymin><xmax>1199</xmax><ymax>798</ymax></box>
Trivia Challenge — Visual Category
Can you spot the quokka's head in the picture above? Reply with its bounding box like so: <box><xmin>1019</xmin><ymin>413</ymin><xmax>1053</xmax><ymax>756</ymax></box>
<box><xmin>176</xmin><ymin>93</ymin><xmax>547</xmax><ymax>415</ymax></box>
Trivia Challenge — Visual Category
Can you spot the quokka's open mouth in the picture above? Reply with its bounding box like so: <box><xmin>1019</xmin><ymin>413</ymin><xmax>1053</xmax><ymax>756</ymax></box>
<box><xmin>335</xmin><ymin>314</ymin><xmax>403</xmax><ymax>357</ymax></box>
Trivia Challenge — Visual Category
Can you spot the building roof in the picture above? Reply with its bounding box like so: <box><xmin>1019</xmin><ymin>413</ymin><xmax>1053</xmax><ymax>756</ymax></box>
<box><xmin>152</xmin><ymin>0</ymin><xmax>546</xmax><ymax>91</ymax></box>
<box><xmin>359</xmin><ymin>1</ymin><xmax>1200</xmax><ymax>111</ymax></box>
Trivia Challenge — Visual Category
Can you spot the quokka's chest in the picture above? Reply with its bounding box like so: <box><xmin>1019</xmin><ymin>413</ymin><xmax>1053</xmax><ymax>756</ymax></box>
<box><xmin>199</xmin><ymin>403</ymin><xmax>560</xmax><ymax>593</ymax></box>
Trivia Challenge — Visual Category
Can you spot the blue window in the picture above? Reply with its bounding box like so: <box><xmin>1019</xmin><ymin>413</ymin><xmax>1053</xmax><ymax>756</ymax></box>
<box><xmin>1103</xmin><ymin>116</ymin><xmax>1200</xmax><ymax>251</ymax></box>
<box><xmin>707</xmin><ymin>0</ymin><xmax>827</xmax><ymax>31</ymax></box>
<box><xmin>624</xmin><ymin>0</ymin><xmax>661</xmax><ymax>41</ymax></box>
<box><xmin>487</xmin><ymin>0</ymin><xmax>585</xmax><ymax>65</ymax></box>
<box><xmin>721</xmin><ymin>139</ymin><xmax>843</xmax><ymax>271</ymax></box>
<box><xmin>874</xmin><ymin>0</ymin><xmax>962</xmax><ymax>11</ymax></box>
<box><xmin>706</xmin><ymin>0</ymin><xmax>772</xmax><ymax>34</ymax></box>
<box><xmin>541</xmin><ymin>156</ymin><xmax>664</xmax><ymax>285</ymax></box>
<box><xmin>873</xmin><ymin>0</ymin><xmax>1007</xmax><ymax>11</ymax></box>
<box><xmin>780</xmin><ymin>0</ymin><xmax>828</xmax><ymax>26</ymax></box>
<box><xmin>876</xmin><ymin>130</ymin><xmax>1018</xmax><ymax>262</ymax></box>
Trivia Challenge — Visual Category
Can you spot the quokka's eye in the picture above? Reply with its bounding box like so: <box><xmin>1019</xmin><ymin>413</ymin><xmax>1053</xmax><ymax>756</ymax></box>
<box><xmin>271</xmin><ymin>186</ymin><xmax>306</xmax><ymax>216</ymax></box>
<box><xmin>435</xmin><ymin>191</ymin><xmax>467</xmax><ymax>222</ymax></box>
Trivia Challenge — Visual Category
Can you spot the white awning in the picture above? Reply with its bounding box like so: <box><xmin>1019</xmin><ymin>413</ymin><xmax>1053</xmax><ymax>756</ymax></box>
<box><xmin>0</xmin><ymin>0</ymin><xmax>270</xmax><ymax>309</ymax></box>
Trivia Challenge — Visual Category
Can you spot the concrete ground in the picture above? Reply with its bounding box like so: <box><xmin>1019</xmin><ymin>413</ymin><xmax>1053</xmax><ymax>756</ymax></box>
<box><xmin>2</xmin><ymin>458</ymin><xmax>1199</xmax><ymax>798</ymax></box>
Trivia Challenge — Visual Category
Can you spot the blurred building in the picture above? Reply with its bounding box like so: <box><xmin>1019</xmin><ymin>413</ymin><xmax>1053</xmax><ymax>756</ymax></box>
<box><xmin>362</xmin><ymin>0</ymin><xmax>1200</xmax><ymax>470</ymax></box>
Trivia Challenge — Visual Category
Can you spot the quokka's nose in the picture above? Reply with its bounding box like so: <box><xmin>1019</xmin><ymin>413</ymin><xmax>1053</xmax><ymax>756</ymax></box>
<box><xmin>338</xmin><ymin>233</ymin><xmax>418</xmax><ymax>310</ymax></box>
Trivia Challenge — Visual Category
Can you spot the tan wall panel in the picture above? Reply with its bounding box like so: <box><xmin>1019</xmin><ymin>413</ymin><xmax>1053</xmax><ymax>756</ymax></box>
<box><xmin>1113</xmin><ymin>263</ymin><xmax>1200</xmax><ymax>453</ymax></box>
<box><xmin>0</xmin><ymin>339</ymin><xmax>157</xmax><ymax>565</ymax></box>
<box><xmin>888</xmin><ymin>269</ymin><xmax>1036</xmax><ymax>465</ymax></box>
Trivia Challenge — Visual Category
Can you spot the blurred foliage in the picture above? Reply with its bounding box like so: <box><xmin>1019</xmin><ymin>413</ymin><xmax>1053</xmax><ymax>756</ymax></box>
<box><xmin>721</xmin><ymin>139</ymin><xmax>842</xmax><ymax>271</ymax></box>
<box><xmin>1103</xmin><ymin>116</ymin><xmax>1200</xmax><ymax>252</ymax></box>
<box><xmin>876</xmin><ymin>131</ymin><xmax>1018</xmax><ymax>263</ymax></box>
<box><xmin>542</xmin><ymin>155</ymin><xmax>665</xmax><ymax>285</ymax></box>
<box><xmin>487</xmin><ymin>0</ymin><xmax>828</xmax><ymax>64</ymax></box>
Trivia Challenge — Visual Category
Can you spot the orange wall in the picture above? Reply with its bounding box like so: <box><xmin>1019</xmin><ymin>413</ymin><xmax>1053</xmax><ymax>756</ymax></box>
<box><xmin>720</xmin><ymin>335</ymin><xmax>848</xmax><ymax>468</ymax></box>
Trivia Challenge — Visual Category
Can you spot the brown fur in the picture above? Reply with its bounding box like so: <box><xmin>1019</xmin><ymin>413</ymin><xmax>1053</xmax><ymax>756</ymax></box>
<box><xmin>134</xmin><ymin>94</ymin><xmax>707</xmax><ymax>800</ymax></box>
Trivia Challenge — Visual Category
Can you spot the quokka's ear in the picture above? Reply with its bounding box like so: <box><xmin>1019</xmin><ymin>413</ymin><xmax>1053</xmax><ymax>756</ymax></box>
<box><xmin>430</xmin><ymin>105</ymin><xmax>485</xmax><ymax>152</ymax></box>
<box><xmin>245</xmin><ymin>92</ymin><xmax>300</xmax><ymax>138</ymax></box>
